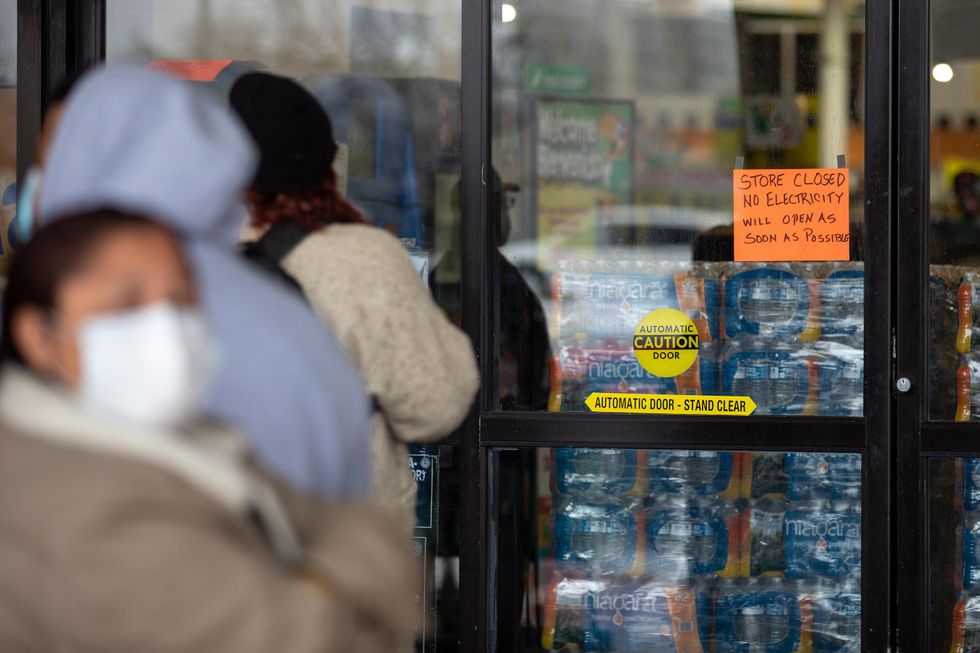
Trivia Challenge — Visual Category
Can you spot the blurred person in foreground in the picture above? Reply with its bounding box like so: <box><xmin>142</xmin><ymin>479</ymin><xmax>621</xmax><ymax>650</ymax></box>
<box><xmin>230</xmin><ymin>72</ymin><xmax>479</xmax><ymax>533</ymax></box>
<box><xmin>0</xmin><ymin>211</ymin><xmax>416</xmax><ymax>651</ymax></box>
<box><xmin>37</xmin><ymin>64</ymin><xmax>373</xmax><ymax>500</ymax></box>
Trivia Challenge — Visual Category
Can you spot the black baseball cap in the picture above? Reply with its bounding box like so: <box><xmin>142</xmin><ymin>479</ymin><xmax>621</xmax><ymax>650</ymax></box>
<box><xmin>490</xmin><ymin>168</ymin><xmax>520</xmax><ymax>194</ymax></box>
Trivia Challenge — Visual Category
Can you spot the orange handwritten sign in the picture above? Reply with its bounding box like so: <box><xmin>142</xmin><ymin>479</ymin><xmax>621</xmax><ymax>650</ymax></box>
<box><xmin>733</xmin><ymin>168</ymin><xmax>850</xmax><ymax>262</ymax></box>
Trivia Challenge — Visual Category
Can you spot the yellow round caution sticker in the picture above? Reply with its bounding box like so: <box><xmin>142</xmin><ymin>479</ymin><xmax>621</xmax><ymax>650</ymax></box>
<box><xmin>633</xmin><ymin>308</ymin><xmax>700</xmax><ymax>378</ymax></box>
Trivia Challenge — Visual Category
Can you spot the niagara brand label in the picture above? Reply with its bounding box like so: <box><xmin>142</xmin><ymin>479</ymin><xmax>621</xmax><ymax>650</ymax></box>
<box><xmin>633</xmin><ymin>308</ymin><xmax>700</xmax><ymax>378</ymax></box>
<box><xmin>585</xmin><ymin>393</ymin><xmax>757</xmax><ymax>416</ymax></box>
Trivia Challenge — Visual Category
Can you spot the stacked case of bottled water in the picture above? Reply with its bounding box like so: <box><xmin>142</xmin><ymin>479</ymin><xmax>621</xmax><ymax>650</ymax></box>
<box><xmin>721</xmin><ymin>263</ymin><xmax>864</xmax><ymax>417</ymax></box>
<box><xmin>953</xmin><ymin>271</ymin><xmax>980</xmax><ymax>422</ymax></box>
<box><xmin>903</xmin><ymin>264</ymin><xmax>980</xmax><ymax>421</ymax></box>
<box><xmin>549</xmin><ymin>261</ymin><xmax>980</xmax><ymax>418</ymax></box>
<box><xmin>930</xmin><ymin>266</ymin><xmax>960</xmax><ymax>420</ymax></box>
<box><xmin>550</xmin><ymin>260</ymin><xmax>866</xmax><ymax>416</ymax></box>
<box><xmin>550</xmin><ymin>260</ymin><xmax>723</xmax><ymax>411</ymax></box>
<box><xmin>948</xmin><ymin>460</ymin><xmax>980</xmax><ymax>651</ymax></box>
<box><xmin>905</xmin><ymin>264</ymin><xmax>980</xmax><ymax>421</ymax></box>
<box><xmin>542</xmin><ymin>448</ymin><xmax>862</xmax><ymax>652</ymax></box>
<box><xmin>908</xmin><ymin>264</ymin><xmax>980</xmax><ymax>421</ymax></box>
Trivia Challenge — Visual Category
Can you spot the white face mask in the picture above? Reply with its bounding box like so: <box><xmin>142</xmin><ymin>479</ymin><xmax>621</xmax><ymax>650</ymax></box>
<box><xmin>76</xmin><ymin>303</ymin><xmax>219</xmax><ymax>429</ymax></box>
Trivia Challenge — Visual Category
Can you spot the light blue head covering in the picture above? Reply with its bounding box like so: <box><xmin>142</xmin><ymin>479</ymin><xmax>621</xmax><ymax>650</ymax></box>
<box><xmin>38</xmin><ymin>64</ymin><xmax>372</xmax><ymax>498</ymax></box>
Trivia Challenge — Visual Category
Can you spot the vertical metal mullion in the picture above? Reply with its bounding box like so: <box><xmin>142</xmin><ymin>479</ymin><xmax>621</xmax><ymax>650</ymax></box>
<box><xmin>862</xmin><ymin>1</ymin><xmax>894</xmax><ymax>649</ymax></box>
<box><xmin>16</xmin><ymin>0</ymin><xmax>43</xmax><ymax>185</ymax></box>
<box><xmin>459</xmin><ymin>0</ymin><xmax>492</xmax><ymax>417</ymax></box>
<box><xmin>43</xmin><ymin>0</ymin><xmax>67</xmax><ymax>106</ymax></box>
<box><xmin>15</xmin><ymin>0</ymin><xmax>67</xmax><ymax>183</ymax></box>
<box><xmin>15</xmin><ymin>0</ymin><xmax>103</xmax><ymax>187</ymax></box>
<box><xmin>72</xmin><ymin>0</ymin><xmax>106</xmax><ymax>70</ymax></box>
<box><xmin>894</xmin><ymin>0</ymin><xmax>928</xmax><ymax>650</ymax></box>
<box><xmin>485</xmin><ymin>449</ymin><xmax>501</xmax><ymax>653</ymax></box>
<box><xmin>459</xmin><ymin>0</ymin><xmax>492</xmax><ymax>649</ymax></box>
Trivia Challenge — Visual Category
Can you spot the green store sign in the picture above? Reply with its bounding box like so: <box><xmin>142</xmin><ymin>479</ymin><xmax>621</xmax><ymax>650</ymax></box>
<box><xmin>525</xmin><ymin>64</ymin><xmax>591</xmax><ymax>97</ymax></box>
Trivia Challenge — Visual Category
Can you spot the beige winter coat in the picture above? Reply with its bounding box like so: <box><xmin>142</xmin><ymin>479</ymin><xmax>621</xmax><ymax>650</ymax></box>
<box><xmin>0</xmin><ymin>367</ymin><xmax>418</xmax><ymax>653</ymax></box>
<box><xmin>280</xmin><ymin>224</ymin><xmax>479</xmax><ymax>530</ymax></box>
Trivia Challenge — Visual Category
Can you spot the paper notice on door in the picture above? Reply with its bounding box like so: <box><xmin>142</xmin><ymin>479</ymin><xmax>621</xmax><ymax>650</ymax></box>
<box><xmin>732</xmin><ymin>168</ymin><xmax>850</xmax><ymax>262</ymax></box>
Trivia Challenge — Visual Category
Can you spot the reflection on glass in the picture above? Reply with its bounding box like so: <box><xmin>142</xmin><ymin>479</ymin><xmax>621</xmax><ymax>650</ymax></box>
<box><xmin>493</xmin><ymin>0</ymin><xmax>867</xmax><ymax>413</ymax></box>
<box><xmin>107</xmin><ymin>2</ymin><xmax>461</xmax><ymax>648</ymax></box>
<box><xmin>497</xmin><ymin>448</ymin><xmax>862</xmax><ymax>652</ymax></box>
<box><xmin>107</xmin><ymin>0</ymin><xmax>462</xmax><ymax>290</ymax></box>
<box><xmin>929</xmin><ymin>2</ymin><xmax>980</xmax><ymax>419</ymax></box>
<box><xmin>0</xmin><ymin>0</ymin><xmax>16</xmax><ymax>270</ymax></box>
<box><xmin>431</xmin><ymin>171</ymin><xmax>553</xmax><ymax>409</ymax></box>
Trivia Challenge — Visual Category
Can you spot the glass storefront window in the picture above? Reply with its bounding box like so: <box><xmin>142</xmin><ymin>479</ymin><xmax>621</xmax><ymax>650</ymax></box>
<box><xmin>492</xmin><ymin>0</ymin><xmax>867</xmax><ymax>414</ymax></box>
<box><xmin>929</xmin><ymin>1</ymin><xmax>980</xmax><ymax>421</ymax></box>
<box><xmin>1</xmin><ymin>0</ymin><xmax>16</xmax><ymax>268</ymax></box>
<box><xmin>106</xmin><ymin>2</ymin><xmax>462</xmax><ymax>649</ymax></box>
<box><xmin>496</xmin><ymin>447</ymin><xmax>862</xmax><ymax>651</ymax></box>
<box><xmin>106</xmin><ymin>0</ymin><xmax>462</xmax><ymax>314</ymax></box>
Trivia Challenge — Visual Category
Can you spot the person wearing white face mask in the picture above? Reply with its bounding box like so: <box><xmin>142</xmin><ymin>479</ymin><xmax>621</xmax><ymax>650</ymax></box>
<box><xmin>0</xmin><ymin>210</ymin><xmax>418</xmax><ymax>651</ymax></box>
<box><xmin>37</xmin><ymin>64</ymin><xmax>373</xmax><ymax>502</ymax></box>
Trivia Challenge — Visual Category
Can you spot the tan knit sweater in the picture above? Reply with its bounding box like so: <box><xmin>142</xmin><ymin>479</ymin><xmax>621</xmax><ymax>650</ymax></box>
<box><xmin>280</xmin><ymin>224</ymin><xmax>478</xmax><ymax>531</ymax></box>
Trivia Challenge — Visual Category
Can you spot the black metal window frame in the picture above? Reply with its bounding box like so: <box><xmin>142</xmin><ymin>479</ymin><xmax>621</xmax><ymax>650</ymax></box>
<box><xmin>893</xmin><ymin>0</ymin><xmax>980</xmax><ymax>650</ymax></box>
<box><xmin>16</xmin><ymin>0</ymin><xmax>103</xmax><ymax>185</ymax></box>
<box><xmin>11</xmin><ymin>0</ymin><xmax>931</xmax><ymax>650</ymax></box>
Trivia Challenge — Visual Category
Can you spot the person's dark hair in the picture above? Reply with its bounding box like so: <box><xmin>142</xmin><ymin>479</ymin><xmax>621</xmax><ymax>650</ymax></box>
<box><xmin>245</xmin><ymin>169</ymin><xmax>365</xmax><ymax>231</ymax></box>
<box><xmin>231</xmin><ymin>72</ymin><xmax>364</xmax><ymax>231</ymax></box>
<box><xmin>0</xmin><ymin>210</ymin><xmax>175</xmax><ymax>365</ymax></box>
<box><xmin>692</xmin><ymin>225</ymin><xmax>734</xmax><ymax>262</ymax></box>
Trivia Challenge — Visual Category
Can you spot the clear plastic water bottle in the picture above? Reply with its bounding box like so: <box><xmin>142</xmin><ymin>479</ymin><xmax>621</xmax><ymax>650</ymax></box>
<box><xmin>769</xmin><ymin>340</ymin><xmax>805</xmax><ymax>414</ymax></box>
<box><xmin>745</xmin><ymin>278</ymin><xmax>777</xmax><ymax>336</ymax></box>
<box><xmin>821</xmin><ymin>267</ymin><xmax>865</xmax><ymax>344</ymax></box>
<box><xmin>957</xmin><ymin>357</ymin><xmax>980</xmax><ymax>422</ymax></box>
<box><xmin>787</xmin><ymin>453</ymin><xmax>861</xmax><ymax>500</ymax></box>
<box><xmin>750</xmin><ymin>452</ymin><xmax>788</xmax><ymax>499</ymax></box>
<box><xmin>554</xmin><ymin>448</ymin><xmax>637</xmax><ymax>495</ymax></box>
<box><xmin>699</xmin><ymin>339</ymin><xmax>721</xmax><ymax>394</ymax></box>
<box><xmin>829</xmin><ymin>347</ymin><xmax>864</xmax><ymax>417</ymax></box>
<box><xmin>555</xmin><ymin>497</ymin><xmax>641</xmax><ymax>575</ymax></box>
<box><xmin>728</xmin><ymin>337</ymin><xmax>773</xmax><ymax>415</ymax></box>
<box><xmin>832</xmin><ymin>454</ymin><xmax>862</xmax><ymax>501</ymax></box>
<box><xmin>963</xmin><ymin>512</ymin><xmax>980</xmax><ymax>591</ymax></box>
<box><xmin>646</xmin><ymin>497</ymin><xmax>740</xmax><ymax>582</ymax></box>
<box><xmin>645</xmin><ymin>497</ymin><xmax>697</xmax><ymax>582</ymax></box>
<box><xmin>964</xmin><ymin>458</ymin><xmax>980</xmax><ymax>510</ymax></box>
<box><xmin>545</xmin><ymin>576</ymin><xmax>607</xmax><ymax>651</ymax></box>
<box><xmin>747</xmin><ymin>498</ymin><xmax>788</xmax><ymax>577</ymax></box>
<box><xmin>811</xmin><ymin>580</ymin><xmax>862</xmax><ymax>653</ymax></box>
<box><xmin>740</xmin><ymin>269</ymin><xmax>803</xmax><ymax>336</ymax></box>
<box><xmin>683</xmin><ymin>450</ymin><xmax>734</xmax><ymax>495</ymax></box>
<box><xmin>572</xmin><ymin>448</ymin><xmax>628</xmax><ymax>485</ymax></box>
<box><xmin>736</xmin><ymin>603</ymin><xmax>791</xmax><ymax>653</ymax></box>
<box><xmin>955</xmin><ymin>595</ymin><xmax>980</xmax><ymax>653</ymax></box>
<box><xmin>723</xmin><ymin>580</ymin><xmax>799</xmax><ymax>653</ymax></box>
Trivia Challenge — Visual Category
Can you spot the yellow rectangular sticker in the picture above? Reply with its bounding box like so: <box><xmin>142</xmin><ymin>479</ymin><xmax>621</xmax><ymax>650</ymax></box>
<box><xmin>585</xmin><ymin>393</ymin><xmax>757</xmax><ymax>416</ymax></box>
